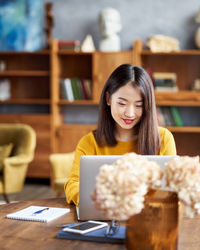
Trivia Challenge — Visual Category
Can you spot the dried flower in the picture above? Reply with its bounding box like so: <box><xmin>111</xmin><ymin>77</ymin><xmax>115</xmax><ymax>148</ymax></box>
<box><xmin>92</xmin><ymin>153</ymin><xmax>163</xmax><ymax>220</ymax></box>
<box><xmin>165</xmin><ymin>156</ymin><xmax>200</xmax><ymax>218</ymax></box>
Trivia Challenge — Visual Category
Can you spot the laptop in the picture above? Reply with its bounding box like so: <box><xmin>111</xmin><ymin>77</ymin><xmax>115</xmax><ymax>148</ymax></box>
<box><xmin>77</xmin><ymin>155</ymin><xmax>176</xmax><ymax>221</ymax></box>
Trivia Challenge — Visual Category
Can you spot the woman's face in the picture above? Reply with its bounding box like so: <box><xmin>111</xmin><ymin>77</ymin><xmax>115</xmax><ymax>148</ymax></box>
<box><xmin>107</xmin><ymin>82</ymin><xmax>143</xmax><ymax>132</ymax></box>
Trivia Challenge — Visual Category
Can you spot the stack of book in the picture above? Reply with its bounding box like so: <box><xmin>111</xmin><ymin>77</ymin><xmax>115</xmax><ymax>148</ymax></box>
<box><xmin>157</xmin><ymin>106</ymin><xmax>183</xmax><ymax>126</ymax></box>
<box><xmin>58</xmin><ymin>40</ymin><xmax>80</xmax><ymax>51</ymax></box>
<box><xmin>60</xmin><ymin>78</ymin><xmax>92</xmax><ymax>101</ymax></box>
<box><xmin>153</xmin><ymin>72</ymin><xmax>178</xmax><ymax>92</ymax></box>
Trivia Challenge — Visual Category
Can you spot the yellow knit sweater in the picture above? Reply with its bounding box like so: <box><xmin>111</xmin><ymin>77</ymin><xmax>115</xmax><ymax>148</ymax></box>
<box><xmin>64</xmin><ymin>126</ymin><xmax>176</xmax><ymax>205</ymax></box>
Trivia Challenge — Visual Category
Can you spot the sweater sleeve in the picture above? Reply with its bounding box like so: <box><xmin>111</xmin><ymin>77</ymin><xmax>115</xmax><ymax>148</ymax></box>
<box><xmin>64</xmin><ymin>132</ymin><xmax>96</xmax><ymax>205</ymax></box>
<box><xmin>159</xmin><ymin>127</ymin><xmax>177</xmax><ymax>155</ymax></box>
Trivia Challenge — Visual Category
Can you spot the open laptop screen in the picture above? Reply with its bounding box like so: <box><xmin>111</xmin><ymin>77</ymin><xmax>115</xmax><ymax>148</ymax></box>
<box><xmin>78</xmin><ymin>155</ymin><xmax>175</xmax><ymax>220</ymax></box>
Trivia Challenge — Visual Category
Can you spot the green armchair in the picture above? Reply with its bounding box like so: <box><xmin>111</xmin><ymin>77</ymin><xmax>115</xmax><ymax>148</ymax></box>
<box><xmin>0</xmin><ymin>124</ymin><xmax>36</xmax><ymax>202</ymax></box>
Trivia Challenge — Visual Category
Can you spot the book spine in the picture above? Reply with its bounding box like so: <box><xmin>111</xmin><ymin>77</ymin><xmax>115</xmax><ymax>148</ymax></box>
<box><xmin>156</xmin><ymin>107</ymin><xmax>161</xmax><ymax>125</ymax></box>
<box><xmin>83</xmin><ymin>79</ymin><xmax>92</xmax><ymax>99</ymax></box>
<box><xmin>163</xmin><ymin>107</ymin><xmax>175</xmax><ymax>126</ymax></box>
<box><xmin>80</xmin><ymin>80</ymin><xmax>88</xmax><ymax>99</ymax></box>
<box><xmin>71</xmin><ymin>78</ymin><xmax>79</xmax><ymax>100</ymax></box>
<box><xmin>161</xmin><ymin>107</ymin><xmax>170</xmax><ymax>126</ymax></box>
<box><xmin>60</xmin><ymin>79</ymin><xmax>67</xmax><ymax>99</ymax></box>
<box><xmin>170</xmin><ymin>107</ymin><xmax>183</xmax><ymax>126</ymax></box>
<box><xmin>157</xmin><ymin>107</ymin><xmax>166</xmax><ymax>126</ymax></box>
<box><xmin>58</xmin><ymin>40</ymin><xmax>80</xmax><ymax>46</ymax></box>
<box><xmin>58</xmin><ymin>40</ymin><xmax>80</xmax><ymax>51</ymax></box>
<box><xmin>154</xmin><ymin>86</ymin><xmax>178</xmax><ymax>92</ymax></box>
<box><xmin>74</xmin><ymin>78</ymin><xmax>83</xmax><ymax>100</ymax></box>
<box><xmin>64</xmin><ymin>78</ymin><xmax>74</xmax><ymax>101</ymax></box>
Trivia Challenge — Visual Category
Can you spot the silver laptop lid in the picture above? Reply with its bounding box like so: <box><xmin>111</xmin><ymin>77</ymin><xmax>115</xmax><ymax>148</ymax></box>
<box><xmin>78</xmin><ymin>155</ymin><xmax>175</xmax><ymax>221</ymax></box>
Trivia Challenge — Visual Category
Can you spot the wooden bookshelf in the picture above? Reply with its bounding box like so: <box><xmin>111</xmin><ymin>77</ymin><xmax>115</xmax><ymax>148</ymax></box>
<box><xmin>50</xmin><ymin>40</ymin><xmax>133</xmax><ymax>154</ymax></box>
<box><xmin>2</xmin><ymin>39</ymin><xmax>199</xmax><ymax>178</ymax></box>
<box><xmin>0</xmin><ymin>51</ymin><xmax>51</xmax><ymax>178</ymax></box>
<box><xmin>133</xmin><ymin>40</ymin><xmax>200</xmax><ymax>156</ymax></box>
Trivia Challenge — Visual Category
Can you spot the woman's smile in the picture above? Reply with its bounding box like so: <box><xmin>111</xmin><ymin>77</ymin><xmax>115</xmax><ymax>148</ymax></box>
<box><xmin>123</xmin><ymin>118</ymin><xmax>135</xmax><ymax>125</ymax></box>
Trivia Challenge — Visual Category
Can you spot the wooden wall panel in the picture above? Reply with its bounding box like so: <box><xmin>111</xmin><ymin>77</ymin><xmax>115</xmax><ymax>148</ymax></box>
<box><xmin>55</xmin><ymin>124</ymin><xmax>97</xmax><ymax>153</ymax></box>
<box><xmin>92</xmin><ymin>51</ymin><xmax>132</xmax><ymax>102</ymax></box>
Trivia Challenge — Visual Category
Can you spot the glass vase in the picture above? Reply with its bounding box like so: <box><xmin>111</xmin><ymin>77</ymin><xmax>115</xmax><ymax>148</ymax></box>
<box><xmin>126</xmin><ymin>190</ymin><xmax>178</xmax><ymax>250</ymax></box>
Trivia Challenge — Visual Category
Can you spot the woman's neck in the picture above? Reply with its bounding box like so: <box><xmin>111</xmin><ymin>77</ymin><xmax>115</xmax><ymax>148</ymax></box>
<box><xmin>115</xmin><ymin>128</ymin><xmax>138</xmax><ymax>142</ymax></box>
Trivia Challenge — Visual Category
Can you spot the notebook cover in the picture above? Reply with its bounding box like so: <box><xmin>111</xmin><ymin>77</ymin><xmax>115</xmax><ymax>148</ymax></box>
<box><xmin>57</xmin><ymin>223</ymin><xmax>126</xmax><ymax>244</ymax></box>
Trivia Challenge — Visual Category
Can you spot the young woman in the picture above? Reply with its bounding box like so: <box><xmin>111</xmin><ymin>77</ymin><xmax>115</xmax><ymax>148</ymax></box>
<box><xmin>64</xmin><ymin>64</ymin><xmax>176</xmax><ymax>205</ymax></box>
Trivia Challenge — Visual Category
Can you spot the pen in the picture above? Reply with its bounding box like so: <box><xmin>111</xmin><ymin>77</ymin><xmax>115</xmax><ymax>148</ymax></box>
<box><xmin>56</xmin><ymin>223</ymin><xmax>76</xmax><ymax>228</ymax></box>
<box><xmin>56</xmin><ymin>224</ymin><xmax>69</xmax><ymax>228</ymax></box>
<box><xmin>31</xmin><ymin>207</ymin><xmax>49</xmax><ymax>216</ymax></box>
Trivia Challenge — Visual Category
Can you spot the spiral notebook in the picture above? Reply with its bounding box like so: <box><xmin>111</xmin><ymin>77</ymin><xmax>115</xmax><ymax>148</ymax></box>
<box><xmin>6</xmin><ymin>206</ymin><xmax>70</xmax><ymax>223</ymax></box>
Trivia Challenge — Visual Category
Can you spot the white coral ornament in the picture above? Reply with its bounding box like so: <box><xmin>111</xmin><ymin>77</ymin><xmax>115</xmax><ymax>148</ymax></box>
<box><xmin>94</xmin><ymin>153</ymin><xmax>162</xmax><ymax>220</ymax></box>
<box><xmin>165</xmin><ymin>156</ymin><xmax>200</xmax><ymax>218</ymax></box>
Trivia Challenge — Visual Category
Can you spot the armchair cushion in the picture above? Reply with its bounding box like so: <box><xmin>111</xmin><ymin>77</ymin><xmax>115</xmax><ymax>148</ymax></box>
<box><xmin>0</xmin><ymin>143</ymin><xmax>13</xmax><ymax>170</ymax></box>
<box><xmin>49</xmin><ymin>152</ymin><xmax>75</xmax><ymax>192</ymax></box>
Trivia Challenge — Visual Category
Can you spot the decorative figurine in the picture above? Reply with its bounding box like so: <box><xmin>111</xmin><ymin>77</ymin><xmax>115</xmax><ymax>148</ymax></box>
<box><xmin>45</xmin><ymin>2</ymin><xmax>54</xmax><ymax>49</ymax></box>
<box><xmin>98</xmin><ymin>7</ymin><xmax>122</xmax><ymax>52</ymax></box>
<box><xmin>81</xmin><ymin>34</ymin><xmax>96</xmax><ymax>52</ymax></box>
<box><xmin>147</xmin><ymin>35</ymin><xmax>180</xmax><ymax>52</ymax></box>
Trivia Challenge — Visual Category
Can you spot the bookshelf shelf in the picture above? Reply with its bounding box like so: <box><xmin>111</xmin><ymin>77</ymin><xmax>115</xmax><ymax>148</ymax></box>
<box><xmin>58</xmin><ymin>100</ymin><xmax>99</xmax><ymax>105</ymax></box>
<box><xmin>141</xmin><ymin>50</ymin><xmax>200</xmax><ymax>56</ymax></box>
<box><xmin>0</xmin><ymin>99</ymin><xmax>50</xmax><ymax>104</ymax></box>
<box><xmin>167</xmin><ymin>126</ymin><xmax>200</xmax><ymax>133</ymax></box>
<box><xmin>0</xmin><ymin>50</ymin><xmax>50</xmax><ymax>55</ymax></box>
<box><xmin>0</xmin><ymin>71</ymin><xmax>49</xmax><ymax>77</ymax></box>
<box><xmin>58</xmin><ymin>51</ymin><xmax>93</xmax><ymax>55</ymax></box>
<box><xmin>156</xmin><ymin>100</ymin><xmax>200</xmax><ymax>106</ymax></box>
<box><xmin>155</xmin><ymin>91</ymin><xmax>200</xmax><ymax>106</ymax></box>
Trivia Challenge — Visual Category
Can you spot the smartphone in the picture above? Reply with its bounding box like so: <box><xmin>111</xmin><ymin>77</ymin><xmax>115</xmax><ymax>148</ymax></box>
<box><xmin>63</xmin><ymin>220</ymin><xmax>108</xmax><ymax>234</ymax></box>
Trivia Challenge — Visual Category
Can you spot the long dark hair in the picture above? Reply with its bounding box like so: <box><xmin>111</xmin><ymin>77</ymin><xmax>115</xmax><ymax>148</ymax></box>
<box><xmin>95</xmin><ymin>64</ymin><xmax>160</xmax><ymax>155</ymax></box>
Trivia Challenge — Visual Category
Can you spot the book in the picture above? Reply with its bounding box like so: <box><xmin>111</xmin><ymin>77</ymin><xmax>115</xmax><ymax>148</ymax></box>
<box><xmin>153</xmin><ymin>72</ymin><xmax>178</xmax><ymax>92</ymax></box>
<box><xmin>153</xmin><ymin>72</ymin><xmax>177</xmax><ymax>81</ymax></box>
<box><xmin>58</xmin><ymin>40</ymin><xmax>80</xmax><ymax>51</ymax></box>
<box><xmin>6</xmin><ymin>206</ymin><xmax>70</xmax><ymax>223</ymax></box>
<box><xmin>156</xmin><ymin>107</ymin><xmax>165</xmax><ymax>126</ymax></box>
<box><xmin>154</xmin><ymin>86</ymin><xmax>178</xmax><ymax>92</ymax></box>
<box><xmin>73</xmin><ymin>78</ymin><xmax>83</xmax><ymax>99</ymax></box>
<box><xmin>57</xmin><ymin>223</ymin><xmax>126</xmax><ymax>244</ymax></box>
<box><xmin>83</xmin><ymin>79</ymin><xmax>92</xmax><ymax>99</ymax></box>
<box><xmin>60</xmin><ymin>79</ymin><xmax>67</xmax><ymax>99</ymax></box>
<box><xmin>71</xmin><ymin>78</ymin><xmax>80</xmax><ymax>100</ymax></box>
<box><xmin>170</xmin><ymin>107</ymin><xmax>183</xmax><ymax>126</ymax></box>
<box><xmin>80</xmin><ymin>79</ymin><xmax>88</xmax><ymax>99</ymax></box>
<box><xmin>162</xmin><ymin>107</ymin><xmax>176</xmax><ymax>126</ymax></box>
<box><xmin>64</xmin><ymin>78</ymin><xmax>74</xmax><ymax>101</ymax></box>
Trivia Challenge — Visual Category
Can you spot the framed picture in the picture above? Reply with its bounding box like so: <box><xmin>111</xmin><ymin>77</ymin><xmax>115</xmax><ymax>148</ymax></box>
<box><xmin>0</xmin><ymin>0</ymin><xmax>44</xmax><ymax>51</ymax></box>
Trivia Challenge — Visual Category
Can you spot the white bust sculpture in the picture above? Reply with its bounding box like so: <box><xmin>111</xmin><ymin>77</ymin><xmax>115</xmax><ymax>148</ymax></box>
<box><xmin>99</xmin><ymin>8</ymin><xmax>122</xmax><ymax>52</ymax></box>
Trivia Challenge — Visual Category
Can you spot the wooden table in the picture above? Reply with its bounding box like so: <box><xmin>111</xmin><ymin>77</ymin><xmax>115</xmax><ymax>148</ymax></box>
<box><xmin>0</xmin><ymin>198</ymin><xmax>199</xmax><ymax>250</ymax></box>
